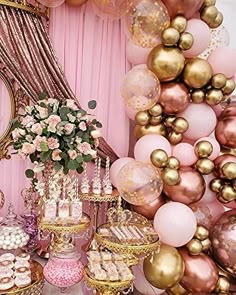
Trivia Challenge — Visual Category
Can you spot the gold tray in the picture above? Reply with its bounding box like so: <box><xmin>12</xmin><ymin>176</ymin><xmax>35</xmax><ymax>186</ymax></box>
<box><xmin>84</xmin><ymin>268</ymin><xmax>133</xmax><ymax>294</ymax></box>
<box><xmin>38</xmin><ymin>213</ymin><xmax>90</xmax><ymax>235</ymax></box>
<box><xmin>0</xmin><ymin>260</ymin><xmax>44</xmax><ymax>295</ymax></box>
<box><xmin>95</xmin><ymin>222</ymin><xmax>160</xmax><ymax>258</ymax></box>
<box><xmin>79</xmin><ymin>190</ymin><xmax>119</xmax><ymax>203</ymax></box>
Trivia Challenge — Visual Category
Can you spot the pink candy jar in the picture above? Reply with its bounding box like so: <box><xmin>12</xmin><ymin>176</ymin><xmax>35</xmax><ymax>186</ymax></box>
<box><xmin>43</xmin><ymin>243</ymin><xmax>84</xmax><ymax>293</ymax></box>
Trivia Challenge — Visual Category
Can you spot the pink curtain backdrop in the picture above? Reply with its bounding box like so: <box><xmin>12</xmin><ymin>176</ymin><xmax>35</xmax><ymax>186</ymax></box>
<box><xmin>0</xmin><ymin>80</ymin><xmax>11</xmax><ymax>137</ymax></box>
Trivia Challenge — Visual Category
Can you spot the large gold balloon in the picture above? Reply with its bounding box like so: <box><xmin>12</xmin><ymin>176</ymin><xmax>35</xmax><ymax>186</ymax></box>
<box><xmin>134</xmin><ymin>124</ymin><xmax>167</xmax><ymax>139</ymax></box>
<box><xmin>183</xmin><ymin>58</ymin><xmax>213</xmax><ymax>89</ymax></box>
<box><xmin>148</xmin><ymin>45</ymin><xmax>185</xmax><ymax>82</ymax></box>
<box><xmin>143</xmin><ymin>244</ymin><xmax>185</xmax><ymax>289</ymax></box>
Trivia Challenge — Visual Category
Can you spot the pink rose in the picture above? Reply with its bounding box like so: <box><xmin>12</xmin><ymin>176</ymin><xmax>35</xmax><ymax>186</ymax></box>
<box><xmin>64</xmin><ymin>123</ymin><xmax>74</xmax><ymax>135</ymax></box>
<box><xmin>47</xmin><ymin>115</ymin><xmax>61</xmax><ymax>126</ymax></box>
<box><xmin>12</xmin><ymin>128</ymin><xmax>26</xmax><ymax>141</ymax></box>
<box><xmin>78</xmin><ymin>142</ymin><xmax>92</xmax><ymax>155</ymax></box>
<box><xmin>68</xmin><ymin>150</ymin><xmax>78</xmax><ymax>160</ymax></box>
<box><xmin>89</xmin><ymin>149</ymin><xmax>97</xmax><ymax>158</ymax></box>
<box><xmin>33</xmin><ymin>136</ymin><xmax>47</xmax><ymax>152</ymax></box>
<box><xmin>35</xmin><ymin>106</ymin><xmax>48</xmax><ymax>119</ymax></box>
<box><xmin>21</xmin><ymin>142</ymin><xmax>36</xmax><ymax>155</ymax></box>
<box><xmin>91</xmin><ymin>129</ymin><xmax>102</xmax><ymax>139</ymax></box>
<box><xmin>47</xmin><ymin>137</ymin><xmax>60</xmax><ymax>150</ymax></box>
<box><xmin>79</xmin><ymin>122</ymin><xmax>87</xmax><ymax>131</ymax></box>
<box><xmin>52</xmin><ymin>149</ymin><xmax>62</xmax><ymax>161</ymax></box>
<box><xmin>31</xmin><ymin>123</ymin><xmax>43</xmax><ymax>135</ymax></box>
<box><xmin>66</xmin><ymin>99</ymin><xmax>79</xmax><ymax>111</ymax></box>
<box><xmin>21</xmin><ymin>115</ymin><xmax>35</xmax><ymax>127</ymax></box>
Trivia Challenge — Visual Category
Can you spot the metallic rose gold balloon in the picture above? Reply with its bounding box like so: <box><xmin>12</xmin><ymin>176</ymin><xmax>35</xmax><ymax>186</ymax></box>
<box><xmin>210</xmin><ymin>209</ymin><xmax>236</xmax><ymax>278</ymax></box>
<box><xmin>221</xmin><ymin>103</ymin><xmax>236</xmax><ymax>119</ymax></box>
<box><xmin>132</xmin><ymin>194</ymin><xmax>165</xmax><ymax>219</ymax></box>
<box><xmin>163</xmin><ymin>167</ymin><xmax>206</xmax><ymax>205</ymax></box>
<box><xmin>162</xmin><ymin>0</ymin><xmax>204</xmax><ymax>19</ymax></box>
<box><xmin>215</xmin><ymin>117</ymin><xmax>236</xmax><ymax>149</ymax></box>
<box><xmin>179</xmin><ymin>248</ymin><xmax>219</xmax><ymax>293</ymax></box>
<box><xmin>214</xmin><ymin>154</ymin><xmax>236</xmax><ymax>178</ymax></box>
<box><xmin>159</xmin><ymin>83</ymin><xmax>190</xmax><ymax>115</ymax></box>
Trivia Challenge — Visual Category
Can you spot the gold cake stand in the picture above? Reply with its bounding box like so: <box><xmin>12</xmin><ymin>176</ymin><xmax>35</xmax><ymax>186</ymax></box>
<box><xmin>84</xmin><ymin>268</ymin><xmax>133</xmax><ymax>295</ymax></box>
<box><xmin>0</xmin><ymin>260</ymin><xmax>44</xmax><ymax>295</ymax></box>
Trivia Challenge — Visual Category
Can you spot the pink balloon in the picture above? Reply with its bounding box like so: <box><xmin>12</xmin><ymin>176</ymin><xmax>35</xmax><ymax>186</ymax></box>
<box><xmin>178</xmin><ymin>103</ymin><xmax>217</xmax><ymax>141</ymax></box>
<box><xmin>38</xmin><ymin>0</ymin><xmax>64</xmax><ymax>7</ymax></box>
<box><xmin>207</xmin><ymin>46</ymin><xmax>236</xmax><ymax>78</ymax></box>
<box><xmin>195</xmin><ymin>137</ymin><xmax>221</xmax><ymax>160</ymax></box>
<box><xmin>110</xmin><ymin>157</ymin><xmax>135</xmax><ymax>188</ymax></box>
<box><xmin>199</xmin><ymin>174</ymin><xmax>217</xmax><ymax>204</ymax></box>
<box><xmin>134</xmin><ymin>134</ymin><xmax>172</xmax><ymax>163</ymax></box>
<box><xmin>184</xmin><ymin>19</ymin><xmax>211</xmax><ymax>58</ymax></box>
<box><xmin>125</xmin><ymin>105</ymin><xmax>137</xmax><ymax>120</ymax></box>
<box><xmin>154</xmin><ymin>202</ymin><xmax>197</xmax><ymax>247</ymax></box>
<box><xmin>224</xmin><ymin>201</ymin><xmax>236</xmax><ymax>209</ymax></box>
<box><xmin>172</xmin><ymin>143</ymin><xmax>198</xmax><ymax>166</ymax></box>
<box><xmin>212</xmin><ymin>104</ymin><xmax>223</xmax><ymax>118</ymax></box>
<box><xmin>126</xmin><ymin>41</ymin><xmax>153</xmax><ymax>65</ymax></box>
<box><xmin>133</xmin><ymin>261</ymin><xmax>165</xmax><ymax>295</ymax></box>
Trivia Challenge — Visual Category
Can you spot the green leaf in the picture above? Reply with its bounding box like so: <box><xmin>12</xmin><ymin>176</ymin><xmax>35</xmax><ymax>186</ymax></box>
<box><xmin>40</xmin><ymin>142</ymin><xmax>48</xmax><ymax>152</ymax></box>
<box><xmin>12</xmin><ymin>121</ymin><xmax>22</xmax><ymax>130</ymax></box>
<box><xmin>25</xmin><ymin>169</ymin><xmax>34</xmax><ymax>178</ymax></box>
<box><xmin>63</xmin><ymin>166</ymin><xmax>69</xmax><ymax>175</ymax></box>
<box><xmin>38</xmin><ymin>92</ymin><xmax>47</xmax><ymax>100</ymax></box>
<box><xmin>60</xmin><ymin>152</ymin><xmax>67</xmax><ymax>159</ymax></box>
<box><xmin>83</xmin><ymin>154</ymin><xmax>93</xmax><ymax>163</ymax></box>
<box><xmin>68</xmin><ymin>160</ymin><xmax>80</xmax><ymax>170</ymax></box>
<box><xmin>76</xmin><ymin>155</ymin><xmax>83</xmax><ymax>163</ymax></box>
<box><xmin>78</xmin><ymin>109</ymin><xmax>86</xmax><ymax>116</ymax></box>
<box><xmin>39</xmin><ymin>102</ymin><xmax>47</xmax><ymax>108</ymax></box>
<box><xmin>54</xmin><ymin>162</ymin><xmax>62</xmax><ymax>171</ymax></box>
<box><xmin>29</xmin><ymin>153</ymin><xmax>37</xmax><ymax>163</ymax></box>
<box><xmin>59</xmin><ymin>107</ymin><xmax>70</xmax><ymax>117</ymax></box>
<box><xmin>92</xmin><ymin>119</ymin><xmax>97</xmax><ymax>124</ymax></box>
<box><xmin>40</xmin><ymin>151</ymin><xmax>51</xmax><ymax>162</ymax></box>
<box><xmin>76</xmin><ymin>166</ymin><xmax>84</xmax><ymax>174</ymax></box>
<box><xmin>88</xmin><ymin>100</ymin><xmax>97</xmax><ymax>110</ymax></box>
<box><xmin>96</xmin><ymin>122</ymin><xmax>103</xmax><ymax>128</ymax></box>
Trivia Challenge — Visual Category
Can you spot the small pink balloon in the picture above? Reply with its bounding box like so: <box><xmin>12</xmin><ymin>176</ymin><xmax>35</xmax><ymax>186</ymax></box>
<box><xmin>110</xmin><ymin>157</ymin><xmax>135</xmax><ymax>188</ymax></box>
<box><xmin>178</xmin><ymin>103</ymin><xmax>217</xmax><ymax>141</ymax></box>
<box><xmin>199</xmin><ymin>174</ymin><xmax>217</xmax><ymax>204</ymax></box>
<box><xmin>154</xmin><ymin>202</ymin><xmax>197</xmax><ymax>247</ymax></box>
<box><xmin>184</xmin><ymin>19</ymin><xmax>211</xmax><ymax>58</ymax></box>
<box><xmin>212</xmin><ymin>104</ymin><xmax>223</xmax><ymax>118</ymax></box>
<box><xmin>38</xmin><ymin>0</ymin><xmax>65</xmax><ymax>7</ymax></box>
<box><xmin>172</xmin><ymin>143</ymin><xmax>198</xmax><ymax>166</ymax></box>
<box><xmin>195</xmin><ymin>137</ymin><xmax>221</xmax><ymax>160</ymax></box>
<box><xmin>125</xmin><ymin>105</ymin><xmax>137</xmax><ymax>120</ymax></box>
<box><xmin>134</xmin><ymin>134</ymin><xmax>172</xmax><ymax>163</ymax></box>
<box><xmin>126</xmin><ymin>41</ymin><xmax>153</xmax><ymax>65</ymax></box>
<box><xmin>207</xmin><ymin>46</ymin><xmax>236</xmax><ymax>78</ymax></box>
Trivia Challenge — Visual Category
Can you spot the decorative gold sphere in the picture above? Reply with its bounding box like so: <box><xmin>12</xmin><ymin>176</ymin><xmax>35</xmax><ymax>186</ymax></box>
<box><xmin>179</xmin><ymin>32</ymin><xmax>194</xmax><ymax>50</ymax></box>
<box><xmin>171</xmin><ymin>16</ymin><xmax>187</xmax><ymax>33</ymax></box>
<box><xmin>150</xmin><ymin>115</ymin><xmax>163</xmax><ymax>126</ymax></box>
<box><xmin>196</xmin><ymin>159</ymin><xmax>215</xmax><ymax>175</ymax></box>
<box><xmin>135</xmin><ymin>111</ymin><xmax>150</xmax><ymax>126</ymax></box>
<box><xmin>168</xmin><ymin>157</ymin><xmax>180</xmax><ymax>170</ymax></box>
<box><xmin>222</xmin><ymin>79</ymin><xmax>236</xmax><ymax>95</ymax></box>
<box><xmin>194</xmin><ymin>141</ymin><xmax>213</xmax><ymax>158</ymax></box>
<box><xmin>167</xmin><ymin>284</ymin><xmax>189</xmax><ymax>295</ymax></box>
<box><xmin>172</xmin><ymin>117</ymin><xmax>189</xmax><ymax>134</ymax></box>
<box><xmin>222</xmin><ymin>162</ymin><xmax>236</xmax><ymax>179</ymax></box>
<box><xmin>162</xmin><ymin>28</ymin><xmax>180</xmax><ymax>47</ymax></box>
<box><xmin>201</xmin><ymin>238</ymin><xmax>212</xmax><ymax>252</ymax></box>
<box><xmin>206</xmin><ymin>89</ymin><xmax>224</xmax><ymax>105</ymax></box>
<box><xmin>151</xmin><ymin>149</ymin><xmax>169</xmax><ymax>168</ymax></box>
<box><xmin>201</xmin><ymin>6</ymin><xmax>218</xmax><ymax>23</ymax></box>
<box><xmin>204</xmin><ymin>0</ymin><xmax>216</xmax><ymax>6</ymax></box>
<box><xmin>209</xmin><ymin>11</ymin><xmax>223</xmax><ymax>29</ymax></box>
<box><xmin>186</xmin><ymin>239</ymin><xmax>203</xmax><ymax>255</ymax></box>
<box><xmin>134</xmin><ymin>124</ymin><xmax>167</xmax><ymax>139</ymax></box>
<box><xmin>195</xmin><ymin>226</ymin><xmax>209</xmax><ymax>241</ymax></box>
<box><xmin>149</xmin><ymin>104</ymin><xmax>163</xmax><ymax>117</ymax></box>
<box><xmin>165</xmin><ymin>116</ymin><xmax>176</xmax><ymax>128</ymax></box>
<box><xmin>162</xmin><ymin>168</ymin><xmax>180</xmax><ymax>186</ymax></box>
<box><xmin>211</xmin><ymin>74</ymin><xmax>227</xmax><ymax>89</ymax></box>
<box><xmin>220</xmin><ymin>185</ymin><xmax>236</xmax><ymax>202</ymax></box>
<box><xmin>215</xmin><ymin>276</ymin><xmax>230</xmax><ymax>294</ymax></box>
<box><xmin>210</xmin><ymin>178</ymin><xmax>224</xmax><ymax>193</ymax></box>
<box><xmin>191</xmin><ymin>89</ymin><xmax>205</xmax><ymax>103</ymax></box>
<box><xmin>168</xmin><ymin>131</ymin><xmax>183</xmax><ymax>145</ymax></box>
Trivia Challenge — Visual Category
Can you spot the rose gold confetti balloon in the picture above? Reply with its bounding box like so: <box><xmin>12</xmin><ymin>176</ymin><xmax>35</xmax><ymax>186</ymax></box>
<box><xmin>210</xmin><ymin>209</ymin><xmax>236</xmax><ymax>278</ymax></box>
<box><xmin>92</xmin><ymin>0</ymin><xmax>132</xmax><ymax>20</ymax></box>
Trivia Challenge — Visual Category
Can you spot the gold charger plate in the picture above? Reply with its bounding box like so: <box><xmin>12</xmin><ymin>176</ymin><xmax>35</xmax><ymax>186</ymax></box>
<box><xmin>0</xmin><ymin>260</ymin><xmax>44</xmax><ymax>295</ymax></box>
<box><xmin>79</xmin><ymin>190</ymin><xmax>119</xmax><ymax>203</ymax></box>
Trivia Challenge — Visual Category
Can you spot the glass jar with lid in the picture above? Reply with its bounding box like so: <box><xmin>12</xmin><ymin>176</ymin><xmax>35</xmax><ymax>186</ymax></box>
<box><xmin>0</xmin><ymin>204</ymin><xmax>30</xmax><ymax>254</ymax></box>
<box><xmin>43</xmin><ymin>242</ymin><xmax>84</xmax><ymax>292</ymax></box>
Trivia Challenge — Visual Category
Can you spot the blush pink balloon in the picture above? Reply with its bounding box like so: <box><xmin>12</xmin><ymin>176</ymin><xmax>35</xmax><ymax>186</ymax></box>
<box><xmin>110</xmin><ymin>157</ymin><xmax>135</xmax><ymax>188</ymax></box>
<box><xmin>134</xmin><ymin>134</ymin><xmax>172</xmax><ymax>163</ymax></box>
<box><xmin>125</xmin><ymin>105</ymin><xmax>137</xmax><ymax>120</ymax></box>
<box><xmin>38</xmin><ymin>0</ymin><xmax>65</xmax><ymax>7</ymax></box>
<box><xmin>178</xmin><ymin>103</ymin><xmax>217</xmax><ymax>141</ymax></box>
<box><xmin>200</xmin><ymin>174</ymin><xmax>217</xmax><ymax>204</ymax></box>
<box><xmin>172</xmin><ymin>143</ymin><xmax>198</xmax><ymax>166</ymax></box>
<box><xmin>184</xmin><ymin>19</ymin><xmax>211</xmax><ymax>58</ymax></box>
<box><xmin>207</xmin><ymin>46</ymin><xmax>236</xmax><ymax>78</ymax></box>
<box><xmin>212</xmin><ymin>104</ymin><xmax>223</xmax><ymax>118</ymax></box>
<box><xmin>126</xmin><ymin>41</ymin><xmax>153</xmax><ymax>65</ymax></box>
<box><xmin>154</xmin><ymin>202</ymin><xmax>197</xmax><ymax>247</ymax></box>
<box><xmin>195</xmin><ymin>137</ymin><xmax>221</xmax><ymax>160</ymax></box>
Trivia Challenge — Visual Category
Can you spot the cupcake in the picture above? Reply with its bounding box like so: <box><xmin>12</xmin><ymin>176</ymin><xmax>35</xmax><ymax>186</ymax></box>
<box><xmin>0</xmin><ymin>277</ymin><xmax>14</xmax><ymax>290</ymax></box>
<box><xmin>0</xmin><ymin>267</ymin><xmax>14</xmax><ymax>279</ymax></box>
<box><xmin>14</xmin><ymin>275</ymin><xmax>31</xmax><ymax>288</ymax></box>
<box><xmin>15</xmin><ymin>267</ymin><xmax>31</xmax><ymax>277</ymax></box>
<box><xmin>15</xmin><ymin>253</ymin><xmax>30</xmax><ymax>261</ymax></box>
<box><xmin>0</xmin><ymin>253</ymin><xmax>15</xmax><ymax>262</ymax></box>
<box><xmin>0</xmin><ymin>260</ymin><xmax>14</xmax><ymax>269</ymax></box>
<box><xmin>14</xmin><ymin>260</ymin><xmax>30</xmax><ymax>269</ymax></box>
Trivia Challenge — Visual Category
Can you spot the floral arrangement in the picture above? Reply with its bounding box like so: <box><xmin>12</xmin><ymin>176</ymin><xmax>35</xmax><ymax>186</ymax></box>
<box><xmin>12</xmin><ymin>93</ymin><xmax>102</xmax><ymax>178</ymax></box>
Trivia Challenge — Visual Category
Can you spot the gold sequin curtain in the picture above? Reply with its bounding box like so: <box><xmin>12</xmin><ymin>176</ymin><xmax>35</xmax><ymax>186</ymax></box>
<box><xmin>0</xmin><ymin>5</ymin><xmax>118</xmax><ymax>163</ymax></box>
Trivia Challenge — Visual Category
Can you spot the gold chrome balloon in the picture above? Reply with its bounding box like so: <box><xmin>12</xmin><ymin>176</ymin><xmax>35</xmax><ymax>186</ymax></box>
<box><xmin>220</xmin><ymin>185</ymin><xmax>236</xmax><ymax>202</ymax></box>
<box><xmin>187</xmin><ymin>239</ymin><xmax>203</xmax><ymax>256</ymax></box>
<box><xmin>222</xmin><ymin>79</ymin><xmax>236</xmax><ymax>95</ymax></box>
<box><xmin>134</xmin><ymin>124</ymin><xmax>167</xmax><ymax>139</ymax></box>
<box><xmin>195</xmin><ymin>226</ymin><xmax>209</xmax><ymax>241</ymax></box>
<box><xmin>211</xmin><ymin>74</ymin><xmax>227</xmax><ymax>89</ymax></box>
<box><xmin>209</xmin><ymin>11</ymin><xmax>223</xmax><ymax>29</ymax></box>
<box><xmin>149</xmin><ymin>103</ymin><xmax>163</xmax><ymax>117</ymax></box>
<box><xmin>183</xmin><ymin>58</ymin><xmax>213</xmax><ymax>89</ymax></box>
<box><xmin>210</xmin><ymin>178</ymin><xmax>224</xmax><ymax>193</ymax></box>
<box><xmin>162</xmin><ymin>168</ymin><xmax>180</xmax><ymax>186</ymax></box>
<box><xmin>179</xmin><ymin>33</ymin><xmax>194</xmax><ymax>50</ymax></box>
<box><xmin>168</xmin><ymin>157</ymin><xmax>180</xmax><ymax>170</ymax></box>
<box><xmin>168</xmin><ymin>131</ymin><xmax>183</xmax><ymax>145</ymax></box>
<box><xmin>201</xmin><ymin>238</ymin><xmax>211</xmax><ymax>252</ymax></box>
<box><xmin>151</xmin><ymin>149</ymin><xmax>169</xmax><ymax>168</ymax></box>
<box><xmin>222</xmin><ymin>162</ymin><xmax>236</xmax><ymax>180</ymax></box>
<box><xmin>194</xmin><ymin>141</ymin><xmax>213</xmax><ymax>158</ymax></box>
<box><xmin>196</xmin><ymin>159</ymin><xmax>215</xmax><ymax>175</ymax></box>
<box><xmin>172</xmin><ymin>117</ymin><xmax>189</xmax><ymax>134</ymax></box>
<box><xmin>191</xmin><ymin>89</ymin><xmax>205</xmax><ymax>103</ymax></box>
<box><xmin>143</xmin><ymin>244</ymin><xmax>185</xmax><ymax>289</ymax></box>
<box><xmin>162</xmin><ymin>28</ymin><xmax>180</xmax><ymax>47</ymax></box>
<box><xmin>171</xmin><ymin>16</ymin><xmax>187</xmax><ymax>33</ymax></box>
<box><xmin>201</xmin><ymin>6</ymin><xmax>218</xmax><ymax>23</ymax></box>
<box><xmin>165</xmin><ymin>116</ymin><xmax>176</xmax><ymax>128</ymax></box>
<box><xmin>204</xmin><ymin>0</ymin><xmax>216</xmax><ymax>6</ymax></box>
<box><xmin>150</xmin><ymin>115</ymin><xmax>163</xmax><ymax>126</ymax></box>
<box><xmin>135</xmin><ymin>111</ymin><xmax>151</xmax><ymax>126</ymax></box>
<box><xmin>206</xmin><ymin>89</ymin><xmax>224</xmax><ymax>105</ymax></box>
<box><xmin>148</xmin><ymin>45</ymin><xmax>185</xmax><ymax>82</ymax></box>
<box><xmin>167</xmin><ymin>283</ymin><xmax>189</xmax><ymax>295</ymax></box>
<box><xmin>215</xmin><ymin>276</ymin><xmax>230</xmax><ymax>294</ymax></box>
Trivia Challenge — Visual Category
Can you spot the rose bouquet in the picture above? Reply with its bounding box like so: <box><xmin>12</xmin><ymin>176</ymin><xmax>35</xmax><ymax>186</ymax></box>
<box><xmin>12</xmin><ymin>94</ymin><xmax>102</xmax><ymax>178</ymax></box>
